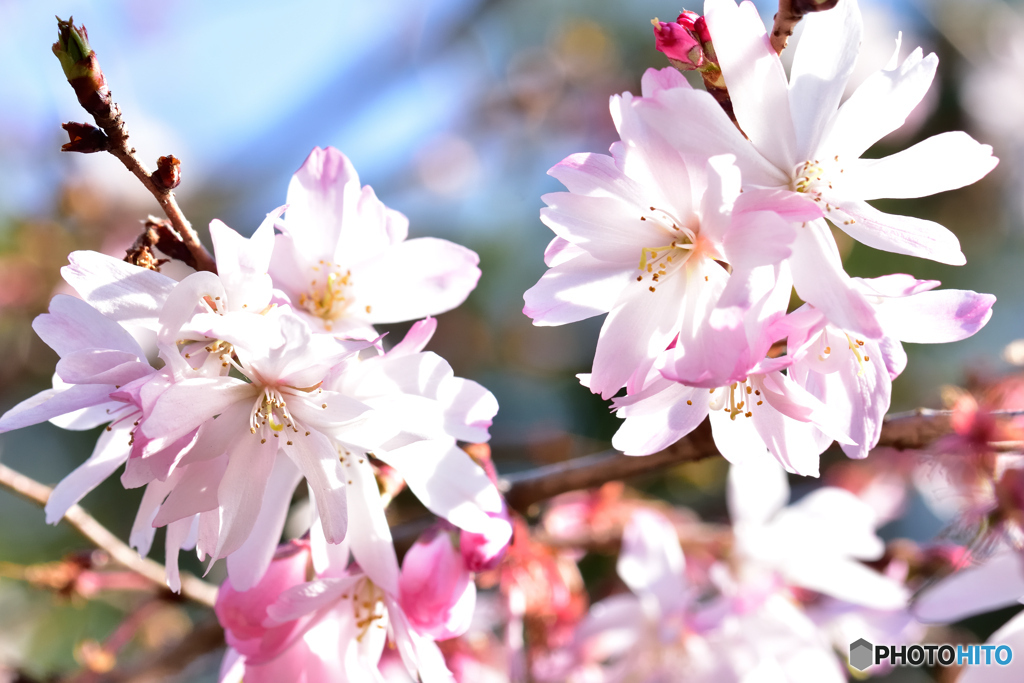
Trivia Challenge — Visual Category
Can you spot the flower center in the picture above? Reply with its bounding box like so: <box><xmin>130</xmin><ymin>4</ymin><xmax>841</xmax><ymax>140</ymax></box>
<box><xmin>299</xmin><ymin>261</ymin><xmax>357</xmax><ymax>330</ymax></box>
<box><xmin>351</xmin><ymin>577</ymin><xmax>386</xmax><ymax>642</ymax></box>
<box><xmin>635</xmin><ymin>206</ymin><xmax>699</xmax><ymax>293</ymax></box>
<box><xmin>708</xmin><ymin>380</ymin><xmax>762</xmax><ymax>420</ymax></box>
<box><xmin>249</xmin><ymin>386</ymin><xmax>299</xmax><ymax>442</ymax></box>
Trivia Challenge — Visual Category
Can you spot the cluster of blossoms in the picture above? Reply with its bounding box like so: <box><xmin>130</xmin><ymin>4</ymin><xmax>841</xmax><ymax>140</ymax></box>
<box><xmin>7</xmin><ymin>0</ymin><xmax>1021</xmax><ymax>680</ymax></box>
<box><xmin>0</xmin><ymin>146</ymin><xmax>512</xmax><ymax>680</ymax></box>
<box><xmin>525</xmin><ymin>0</ymin><xmax>997</xmax><ymax>476</ymax></box>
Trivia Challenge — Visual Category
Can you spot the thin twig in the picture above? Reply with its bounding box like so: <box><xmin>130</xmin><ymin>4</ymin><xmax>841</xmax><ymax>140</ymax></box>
<box><xmin>500</xmin><ymin>409</ymin><xmax>1024</xmax><ymax>513</ymax></box>
<box><xmin>53</xmin><ymin>18</ymin><xmax>216</xmax><ymax>273</ymax></box>
<box><xmin>0</xmin><ymin>462</ymin><xmax>217</xmax><ymax>608</ymax></box>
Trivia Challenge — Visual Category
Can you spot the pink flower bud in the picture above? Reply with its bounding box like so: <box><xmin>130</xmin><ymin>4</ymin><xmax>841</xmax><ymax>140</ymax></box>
<box><xmin>460</xmin><ymin>509</ymin><xmax>513</xmax><ymax>572</ymax></box>
<box><xmin>400</xmin><ymin>525</ymin><xmax>476</xmax><ymax>640</ymax></box>
<box><xmin>214</xmin><ymin>541</ymin><xmax>311</xmax><ymax>664</ymax></box>
<box><xmin>652</xmin><ymin>18</ymin><xmax>703</xmax><ymax>70</ymax></box>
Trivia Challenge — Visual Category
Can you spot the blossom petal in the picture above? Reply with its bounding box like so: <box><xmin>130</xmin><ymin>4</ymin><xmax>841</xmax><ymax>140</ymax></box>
<box><xmin>640</xmin><ymin>66</ymin><xmax>692</xmax><ymax>97</ymax></box>
<box><xmin>828</xmin><ymin>48</ymin><xmax>938</xmax><ymax>160</ymax></box>
<box><xmin>142</xmin><ymin>377</ymin><xmax>253</xmax><ymax>445</ymax></box>
<box><xmin>612</xmin><ymin>383</ymin><xmax>708</xmax><ymax>456</ymax></box>
<box><xmin>591</xmin><ymin>270</ymin><xmax>688</xmax><ymax>399</ymax></box>
<box><xmin>705</xmin><ymin>0</ymin><xmax>797</xmax><ymax>170</ymax></box>
<box><xmin>788</xmin><ymin>0</ymin><xmax>861</xmax><ymax>156</ymax></box>
<box><xmin>785</xmin><ymin>556</ymin><xmax>908</xmax><ymax>609</ymax></box>
<box><xmin>376</xmin><ymin>441</ymin><xmax>504</xmax><ymax>532</ymax></box>
<box><xmin>62</xmin><ymin>250</ymin><xmax>175</xmax><ymax>330</ymax></box>
<box><xmin>523</xmin><ymin>252</ymin><xmax>632</xmax><ymax>326</ymax></box>
<box><xmin>617</xmin><ymin>510</ymin><xmax>687</xmax><ymax>613</ymax></box>
<box><xmin>548</xmin><ymin>152</ymin><xmax>645</xmax><ymax>203</ymax></box>
<box><xmin>34</xmin><ymin>295</ymin><xmax>145</xmax><ymax>359</ymax></box>
<box><xmin>346</xmin><ymin>456</ymin><xmax>400</xmax><ymax>595</ymax></box>
<box><xmin>828</xmin><ymin>198</ymin><xmax>966</xmax><ymax>265</ymax></box>
<box><xmin>790</xmin><ymin>222</ymin><xmax>883</xmax><ymax>339</ymax></box>
<box><xmin>879</xmin><ymin>289</ymin><xmax>995</xmax><ymax>344</ymax></box>
<box><xmin>0</xmin><ymin>383</ymin><xmax>115</xmax><ymax>433</ymax></box>
<box><xmin>44</xmin><ymin>424</ymin><xmax>131</xmax><ymax>524</ymax></box>
<box><xmin>153</xmin><ymin>456</ymin><xmax>228</xmax><ymax>527</ymax></box>
<box><xmin>226</xmin><ymin>455</ymin><xmax>303</xmax><ymax>591</ymax></box>
<box><xmin>130</xmin><ymin>473</ymin><xmax>181</xmax><ymax>557</ymax></box>
<box><xmin>352</xmin><ymin>237</ymin><xmax>481</xmax><ymax>324</ymax></box>
<box><xmin>842</xmin><ymin>132</ymin><xmax>997</xmax><ymax>201</ymax></box>
<box><xmin>727</xmin><ymin>457</ymin><xmax>789</xmax><ymax>527</ymax></box>
<box><xmin>213</xmin><ymin>436</ymin><xmax>279</xmax><ymax>559</ymax></box>
<box><xmin>540</xmin><ymin>193</ymin><xmax>665</xmax><ymax>264</ymax></box>
<box><xmin>282</xmin><ymin>430</ymin><xmax>348</xmax><ymax>544</ymax></box>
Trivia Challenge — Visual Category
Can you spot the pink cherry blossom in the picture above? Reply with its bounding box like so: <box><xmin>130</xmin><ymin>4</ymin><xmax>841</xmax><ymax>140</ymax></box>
<box><xmin>634</xmin><ymin>0</ymin><xmax>997</xmax><ymax>337</ymax></box>
<box><xmin>269</xmin><ymin>146</ymin><xmax>481</xmax><ymax>338</ymax></box>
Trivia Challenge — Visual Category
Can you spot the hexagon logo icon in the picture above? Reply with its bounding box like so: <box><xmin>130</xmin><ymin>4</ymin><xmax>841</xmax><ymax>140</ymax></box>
<box><xmin>849</xmin><ymin>638</ymin><xmax>874</xmax><ymax>671</ymax></box>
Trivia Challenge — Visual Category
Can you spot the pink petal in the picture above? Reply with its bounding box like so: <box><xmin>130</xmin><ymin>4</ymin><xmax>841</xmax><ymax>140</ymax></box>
<box><xmin>34</xmin><ymin>295</ymin><xmax>145</xmax><ymax>359</ymax></box>
<box><xmin>639</xmin><ymin>66</ymin><xmax>692</xmax><ymax>97</ymax></box>
<box><xmin>142</xmin><ymin>377</ymin><xmax>253</xmax><ymax>444</ymax></box>
<box><xmin>727</xmin><ymin>457</ymin><xmax>789</xmax><ymax>527</ymax></box>
<box><xmin>351</xmin><ymin>237</ymin><xmax>480</xmax><ymax>324</ymax></box>
<box><xmin>539</xmin><ymin>193</ymin><xmax>665</xmax><ymax>265</ymax></box>
<box><xmin>152</xmin><ymin>456</ymin><xmax>228</xmax><ymax>527</ymax></box>
<box><xmin>55</xmin><ymin>350</ymin><xmax>152</xmax><ymax>386</ymax></box>
<box><xmin>612</xmin><ymin>383</ymin><xmax>708</xmax><ymax>456</ymax></box>
<box><xmin>828</xmin><ymin>197</ymin><xmax>966</xmax><ymax>265</ymax></box>
<box><xmin>879</xmin><ymin>289</ymin><xmax>995</xmax><ymax>344</ymax></box>
<box><xmin>0</xmin><ymin>383</ymin><xmax>115</xmax><ymax>433</ymax></box>
<box><xmin>387</xmin><ymin>318</ymin><xmax>437</xmax><ymax>357</ymax></box>
<box><xmin>617</xmin><ymin>510</ymin><xmax>688</xmax><ymax>613</ymax></box>
<box><xmin>547</xmin><ymin>152</ymin><xmax>645</xmax><ymax>203</ymax></box>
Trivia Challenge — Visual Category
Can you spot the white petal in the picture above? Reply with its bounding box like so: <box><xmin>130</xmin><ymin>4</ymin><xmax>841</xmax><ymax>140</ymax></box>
<box><xmin>523</xmin><ymin>252</ymin><xmax>631</xmax><ymax>327</ymax></box>
<box><xmin>727</xmin><ymin>457</ymin><xmax>789</xmax><ymax>527</ymax></box>
<box><xmin>376</xmin><ymin>441</ymin><xmax>503</xmax><ymax>532</ymax></box>
<box><xmin>345</xmin><ymin>456</ymin><xmax>400</xmax><ymax>595</ymax></box>
<box><xmin>213</xmin><ymin>435</ymin><xmax>279</xmax><ymax>558</ymax></box>
<box><xmin>44</xmin><ymin>424</ymin><xmax>131</xmax><ymax>524</ymax></box>
<box><xmin>282</xmin><ymin>430</ymin><xmax>348</xmax><ymax>544</ymax></box>
<box><xmin>617</xmin><ymin>510</ymin><xmax>687</xmax><ymax>613</ymax></box>
<box><xmin>842</xmin><ymin>132</ymin><xmax>997</xmax><ymax>201</ymax></box>
<box><xmin>226</xmin><ymin>454</ymin><xmax>303</xmax><ymax>591</ymax></box>
<box><xmin>828</xmin><ymin>198</ymin><xmax>966</xmax><ymax>265</ymax></box>
<box><xmin>828</xmin><ymin>48</ymin><xmax>938</xmax><ymax>160</ymax></box>
<box><xmin>34</xmin><ymin>295</ymin><xmax>145</xmax><ymax>359</ymax></box>
<box><xmin>788</xmin><ymin>0</ymin><xmax>861</xmax><ymax>157</ymax></box>
<box><xmin>705</xmin><ymin>0</ymin><xmax>797</xmax><ymax>169</ymax></box>
<box><xmin>62</xmin><ymin>250</ymin><xmax>175</xmax><ymax>330</ymax></box>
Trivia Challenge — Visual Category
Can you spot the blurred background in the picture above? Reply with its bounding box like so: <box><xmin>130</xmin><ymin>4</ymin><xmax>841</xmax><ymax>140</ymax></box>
<box><xmin>1</xmin><ymin>0</ymin><xmax>1023</xmax><ymax>679</ymax></box>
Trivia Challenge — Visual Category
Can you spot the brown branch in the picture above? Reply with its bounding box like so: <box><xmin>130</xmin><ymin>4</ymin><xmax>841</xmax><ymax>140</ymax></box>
<box><xmin>500</xmin><ymin>409</ymin><xmax>1024</xmax><ymax>513</ymax></box>
<box><xmin>0</xmin><ymin>461</ymin><xmax>218</xmax><ymax>608</ymax></box>
<box><xmin>770</xmin><ymin>0</ymin><xmax>840</xmax><ymax>54</ymax></box>
<box><xmin>53</xmin><ymin>18</ymin><xmax>216</xmax><ymax>274</ymax></box>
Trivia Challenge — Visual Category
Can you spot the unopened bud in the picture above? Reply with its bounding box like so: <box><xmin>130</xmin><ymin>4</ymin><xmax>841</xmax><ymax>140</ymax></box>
<box><xmin>154</xmin><ymin>155</ymin><xmax>181</xmax><ymax>190</ymax></box>
<box><xmin>792</xmin><ymin>0</ymin><xmax>840</xmax><ymax>14</ymax></box>
<box><xmin>61</xmin><ymin>121</ymin><xmax>108</xmax><ymax>153</ymax></box>
<box><xmin>53</xmin><ymin>16</ymin><xmax>109</xmax><ymax>115</ymax></box>
<box><xmin>652</xmin><ymin>17</ymin><xmax>703</xmax><ymax>70</ymax></box>
<box><xmin>652</xmin><ymin>11</ymin><xmax>720</xmax><ymax>76</ymax></box>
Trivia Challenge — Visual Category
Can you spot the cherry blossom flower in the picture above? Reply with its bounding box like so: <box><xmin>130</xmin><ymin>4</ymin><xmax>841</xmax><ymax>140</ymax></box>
<box><xmin>269</xmin><ymin>146</ymin><xmax>481</xmax><ymax>338</ymax></box>
<box><xmin>914</xmin><ymin>547</ymin><xmax>1024</xmax><ymax>623</ymax></box>
<box><xmin>524</xmin><ymin>67</ymin><xmax>819</xmax><ymax>398</ymax></box>
<box><xmin>726</xmin><ymin>457</ymin><xmax>907</xmax><ymax>609</ymax></box>
<box><xmin>786</xmin><ymin>275</ymin><xmax>995</xmax><ymax>459</ymax></box>
<box><xmin>399</xmin><ymin>523</ymin><xmax>476</xmax><ymax>640</ymax></box>
<box><xmin>217</xmin><ymin>534</ymin><xmax>458</xmax><ymax>682</ymax></box>
<box><xmin>634</xmin><ymin>0</ymin><xmax>997</xmax><ymax>337</ymax></box>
